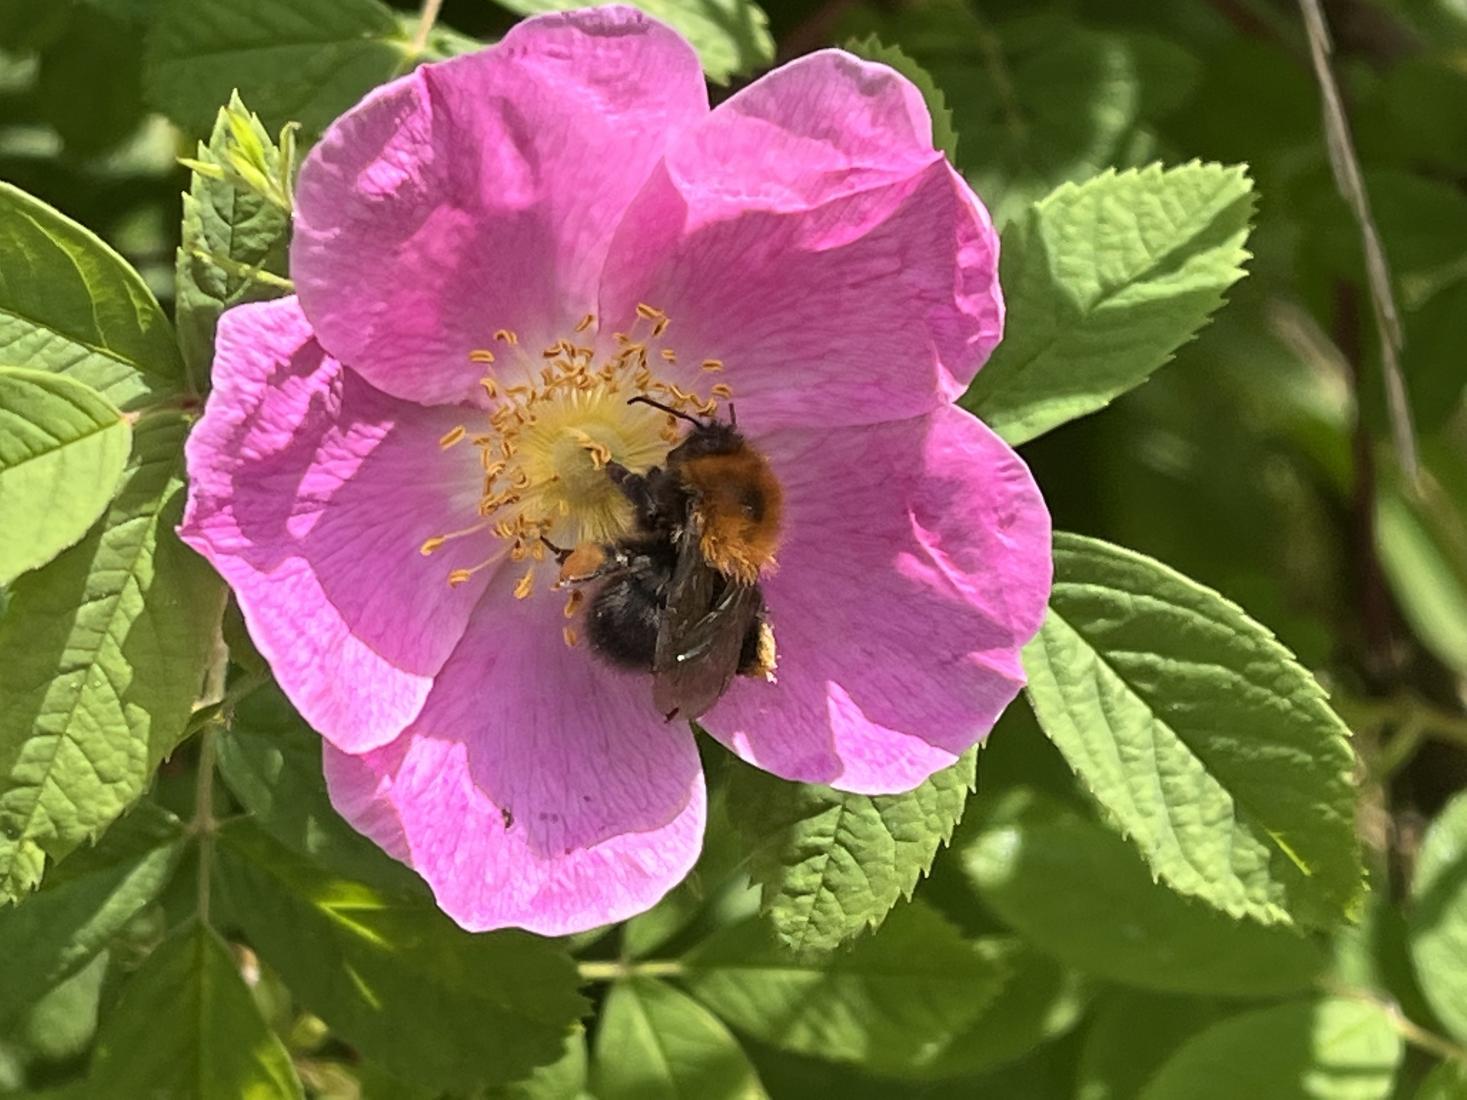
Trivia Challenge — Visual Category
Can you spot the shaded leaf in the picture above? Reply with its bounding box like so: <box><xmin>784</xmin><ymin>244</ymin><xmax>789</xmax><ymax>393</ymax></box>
<box><xmin>145</xmin><ymin>0</ymin><xmax>409</xmax><ymax>136</ymax></box>
<box><xmin>1408</xmin><ymin>791</ymin><xmax>1467</xmax><ymax>1043</ymax></box>
<box><xmin>216</xmin><ymin>821</ymin><xmax>587</xmax><ymax>1092</ymax></box>
<box><xmin>1024</xmin><ymin>532</ymin><xmax>1363</xmax><ymax>929</ymax></box>
<box><xmin>962</xmin><ymin>162</ymin><xmax>1255</xmax><ymax>446</ymax></box>
<box><xmin>683</xmin><ymin>901</ymin><xmax>1006</xmax><ymax>1075</ymax></box>
<box><xmin>595</xmin><ymin>978</ymin><xmax>766</xmax><ymax>1100</ymax></box>
<box><xmin>0</xmin><ymin>367</ymin><xmax>130</xmax><ymax>585</ymax></box>
<box><xmin>961</xmin><ymin>788</ymin><xmax>1327</xmax><ymax>997</ymax></box>
<box><xmin>89</xmin><ymin>919</ymin><xmax>303</xmax><ymax>1099</ymax></box>
<box><xmin>1136</xmin><ymin>998</ymin><xmax>1402</xmax><ymax>1100</ymax></box>
<box><xmin>0</xmin><ymin>802</ymin><xmax>183</xmax><ymax>1026</ymax></box>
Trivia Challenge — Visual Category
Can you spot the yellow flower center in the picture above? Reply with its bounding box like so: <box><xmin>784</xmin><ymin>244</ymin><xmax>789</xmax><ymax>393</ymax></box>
<box><xmin>421</xmin><ymin>306</ymin><xmax>732</xmax><ymax>616</ymax></box>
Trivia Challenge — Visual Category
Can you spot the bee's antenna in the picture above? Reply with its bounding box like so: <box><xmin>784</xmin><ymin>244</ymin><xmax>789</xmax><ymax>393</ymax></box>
<box><xmin>727</xmin><ymin>402</ymin><xmax>737</xmax><ymax>429</ymax></box>
<box><xmin>627</xmin><ymin>394</ymin><xmax>703</xmax><ymax>426</ymax></box>
<box><xmin>539</xmin><ymin>535</ymin><xmax>572</xmax><ymax>563</ymax></box>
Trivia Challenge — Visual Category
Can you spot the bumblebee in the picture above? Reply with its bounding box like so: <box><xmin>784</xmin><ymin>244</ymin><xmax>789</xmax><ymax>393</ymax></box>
<box><xmin>555</xmin><ymin>397</ymin><xmax>783</xmax><ymax>720</ymax></box>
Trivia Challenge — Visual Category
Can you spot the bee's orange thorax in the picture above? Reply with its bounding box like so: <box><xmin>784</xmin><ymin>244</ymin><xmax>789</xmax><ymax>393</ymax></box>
<box><xmin>679</xmin><ymin>448</ymin><xmax>783</xmax><ymax>584</ymax></box>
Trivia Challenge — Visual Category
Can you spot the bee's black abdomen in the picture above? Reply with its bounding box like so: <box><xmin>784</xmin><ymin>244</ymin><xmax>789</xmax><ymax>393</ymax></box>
<box><xmin>587</xmin><ymin>575</ymin><xmax>662</xmax><ymax>669</ymax></box>
<box><xmin>585</xmin><ymin>538</ymin><xmax>677</xmax><ymax>670</ymax></box>
<box><xmin>736</xmin><ymin>593</ymin><xmax>766</xmax><ymax>675</ymax></box>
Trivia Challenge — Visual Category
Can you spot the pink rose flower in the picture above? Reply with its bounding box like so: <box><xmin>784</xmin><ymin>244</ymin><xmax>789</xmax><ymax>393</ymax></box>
<box><xmin>179</xmin><ymin>5</ymin><xmax>1052</xmax><ymax>935</ymax></box>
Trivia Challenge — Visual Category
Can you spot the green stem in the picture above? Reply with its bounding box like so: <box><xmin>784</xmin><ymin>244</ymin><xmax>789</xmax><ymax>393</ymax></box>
<box><xmin>578</xmin><ymin>959</ymin><xmax>685</xmax><ymax>983</ymax></box>
<box><xmin>183</xmin><ymin>668</ymin><xmax>270</xmax><ymax>741</ymax></box>
<box><xmin>193</xmin><ymin>727</ymin><xmax>218</xmax><ymax>926</ymax></box>
<box><xmin>408</xmin><ymin>0</ymin><xmax>445</xmax><ymax>58</ymax></box>
<box><xmin>1325</xmin><ymin>983</ymin><xmax>1467</xmax><ymax>1065</ymax></box>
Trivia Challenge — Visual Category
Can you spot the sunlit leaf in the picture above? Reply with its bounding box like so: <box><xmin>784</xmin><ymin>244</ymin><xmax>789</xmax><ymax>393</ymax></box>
<box><xmin>1024</xmin><ymin>533</ymin><xmax>1363</xmax><ymax>929</ymax></box>
<box><xmin>0</xmin><ymin>414</ymin><xmax>225</xmax><ymax>901</ymax></box>
<box><xmin>0</xmin><ymin>367</ymin><xmax>130</xmax><ymax>585</ymax></box>
<box><xmin>1408</xmin><ymin>791</ymin><xmax>1467</xmax><ymax>1044</ymax></box>
<box><xmin>0</xmin><ymin>183</ymin><xmax>182</xmax><ymax>411</ymax></box>
<box><xmin>726</xmin><ymin>750</ymin><xmax>975</xmax><ymax>956</ymax></box>
<box><xmin>962</xmin><ymin>162</ymin><xmax>1255</xmax><ymax>446</ymax></box>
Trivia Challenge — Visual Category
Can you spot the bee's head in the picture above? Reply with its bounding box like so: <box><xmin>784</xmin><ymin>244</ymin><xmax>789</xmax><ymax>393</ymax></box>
<box><xmin>625</xmin><ymin>395</ymin><xmax>745</xmax><ymax>464</ymax></box>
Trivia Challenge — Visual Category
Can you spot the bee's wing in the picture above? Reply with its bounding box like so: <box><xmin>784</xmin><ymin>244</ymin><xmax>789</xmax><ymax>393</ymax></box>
<box><xmin>652</xmin><ymin>523</ymin><xmax>760</xmax><ymax>720</ymax></box>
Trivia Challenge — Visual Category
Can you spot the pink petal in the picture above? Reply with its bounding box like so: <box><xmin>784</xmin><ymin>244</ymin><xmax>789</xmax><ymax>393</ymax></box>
<box><xmin>179</xmin><ymin>298</ymin><xmax>493</xmax><ymax>753</ymax></box>
<box><xmin>705</xmin><ymin>406</ymin><xmax>1052</xmax><ymax>794</ymax></box>
<box><xmin>323</xmin><ymin>571</ymin><xmax>705</xmax><ymax>934</ymax></box>
<box><xmin>597</xmin><ymin>50</ymin><xmax>1002</xmax><ymax>432</ymax></box>
<box><xmin>291</xmin><ymin>7</ymin><xmax>708</xmax><ymax>407</ymax></box>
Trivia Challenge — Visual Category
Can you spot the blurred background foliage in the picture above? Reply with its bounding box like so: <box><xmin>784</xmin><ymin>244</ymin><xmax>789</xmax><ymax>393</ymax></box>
<box><xmin>2</xmin><ymin>0</ymin><xmax>1467</xmax><ymax>1096</ymax></box>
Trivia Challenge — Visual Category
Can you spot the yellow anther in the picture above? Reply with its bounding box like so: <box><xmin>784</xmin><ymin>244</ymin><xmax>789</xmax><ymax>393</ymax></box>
<box><xmin>635</xmin><ymin>302</ymin><xmax>663</xmax><ymax>321</ymax></box>
<box><xmin>562</xmin><ymin>626</ymin><xmax>579</xmax><ymax>648</ymax></box>
<box><xmin>469</xmin><ymin>348</ymin><xmax>496</xmax><ymax>364</ymax></box>
<box><xmin>420</xmin><ymin>536</ymin><xmax>446</xmax><ymax>556</ymax></box>
<box><xmin>563</xmin><ymin>588</ymin><xmax>584</xmax><ymax>618</ymax></box>
<box><xmin>514</xmin><ymin>569</ymin><xmax>536</xmax><ymax>600</ymax></box>
<box><xmin>711</xmin><ymin>383</ymin><xmax>734</xmax><ymax>399</ymax></box>
<box><xmin>652</xmin><ymin>318</ymin><xmax>669</xmax><ymax>336</ymax></box>
<box><xmin>480</xmin><ymin>377</ymin><xmax>499</xmax><ymax>398</ymax></box>
<box><xmin>576</xmin><ymin>313</ymin><xmax>595</xmax><ymax>332</ymax></box>
<box><xmin>701</xmin><ymin>358</ymin><xmax>724</xmax><ymax>372</ymax></box>
<box><xmin>439</xmin><ymin>425</ymin><xmax>467</xmax><ymax>449</ymax></box>
<box><xmin>494</xmin><ymin>328</ymin><xmax>519</xmax><ymax>345</ymax></box>
<box><xmin>660</xmin><ymin>348</ymin><xmax>677</xmax><ymax>362</ymax></box>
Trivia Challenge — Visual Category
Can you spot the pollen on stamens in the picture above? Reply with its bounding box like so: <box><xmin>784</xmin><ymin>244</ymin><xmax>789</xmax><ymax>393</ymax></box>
<box><xmin>420</xmin><ymin>536</ymin><xmax>447</xmax><ymax>556</ymax></box>
<box><xmin>575</xmin><ymin>313</ymin><xmax>595</xmax><ymax>332</ymax></box>
<box><xmin>660</xmin><ymin>349</ymin><xmax>677</xmax><ymax>363</ymax></box>
<box><xmin>513</xmin><ymin>569</ymin><xmax>536</xmax><ymax>600</ymax></box>
<box><xmin>563</xmin><ymin>588</ymin><xmax>583</xmax><ymax>618</ymax></box>
<box><xmin>562</xmin><ymin>626</ymin><xmax>579</xmax><ymax>648</ymax></box>
<box><xmin>469</xmin><ymin>349</ymin><xmax>496</xmax><ymax>365</ymax></box>
<box><xmin>701</xmin><ymin>358</ymin><xmax>724</xmax><ymax>372</ymax></box>
<box><xmin>494</xmin><ymin>328</ymin><xmax>519</xmax><ymax>345</ymax></box>
<box><xmin>439</xmin><ymin>425</ymin><xmax>467</xmax><ymax>449</ymax></box>
<box><xmin>711</xmin><ymin>383</ymin><xmax>734</xmax><ymax>399</ymax></box>
<box><xmin>480</xmin><ymin>377</ymin><xmax>499</xmax><ymax>398</ymax></box>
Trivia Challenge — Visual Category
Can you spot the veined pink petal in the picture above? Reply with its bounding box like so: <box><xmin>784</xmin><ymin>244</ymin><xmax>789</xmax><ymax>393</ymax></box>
<box><xmin>179</xmin><ymin>298</ymin><xmax>492</xmax><ymax>753</ymax></box>
<box><xmin>323</xmin><ymin>571</ymin><xmax>706</xmax><ymax>934</ymax></box>
<box><xmin>704</xmin><ymin>406</ymin><xmax>1052</xmax><ymax>794</ymax></box>
<box><xmin>597</xmin><ymin>50</ymin><xmax>1002</xmax><ymax>432</ymax></box>
<box><xmin>292</xmin><ymin>6</ymin><xmax>708</xmax><ymax>408</ymax></box>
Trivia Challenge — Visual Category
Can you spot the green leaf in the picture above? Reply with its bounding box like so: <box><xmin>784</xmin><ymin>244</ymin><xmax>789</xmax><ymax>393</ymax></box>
<box><xmin>491</xmin><ymin>1</ymin><xmax>772</xmax><ymax>83</ymax></box>
<box><xmin>15</xmin><ymin>949</ymin><xmax>110</xmax><ymax>1062</ymax></box>
<box><xmin>1076</xmin><ymin>991</ymin><xmax>1230</xmax><ymax>1100</ymax></box>
<box><xmin>0</xmin><ymin>413</ymin><xmax>225</xmax><ymax>902</ymax></box>
<box><xmin>0</xmin><ymin>802</ymin><xmax>183</xmax><ymax>1027</ymax></box>
<box><xmin>175</xmin><ymin>93</ymin><xmax>291</xmax><ymax>381</ymax></box>
<box><xmin>961</xmin><ymin>788</ymin><xmax>1328</xmax><ymax>997</ymax></box>
<box><xmin>902</xmin><ymin>938</ymin><xmax>1091</xmax><ymax>1080</ymax></box>
<box><xmin>1416</xmin><ymin>1060</ymin><xmax>1467</xmax><ymax>1100</ymax></box>
<box><xmin>595</xmin><ymin>978</ymin><xmax>766</xmax><ymax>1100</ymax></box>
<box><xmin>35</xmin><ymin>11</ymin><xmax>146</xmax><ymax>155</ymax></box>
<box><xmin>1408</xmin><ymin>791</ymin><xmax>1467</xmax><ymax>1043</ymax></box>
<box><xmin>683</xmin><ymin>901</ymin><xmax>1007</xmax><ymax>1075</ymax></box>
<box><xmin>845</xmin><ymin>3</ymin><xmax>1148</xmax><ymax>225</ymax></box>
<box><xmin>144</xmin><ymin>0</ymin><xmax>410</xmax><ymax>136</ymax></box>
<box><xmin>726</xmin><ymin>750</ymin><xmax>975</xmax><ymax>956</ymax></box>
<box><xmin>0</xmin><ymin>367</ymin><xmax>131</xmax><ymax>585</ymax></box>
<box><xmin>215</xmin><ymin>684</ymin><xmax>430</xmax><ymax>897</ymax></box>
<box><xmin>1023</xmin><ymin>532</ymin><xmax>1362</xmax><ymax>930</ymax></box>
<box><xmin>490</xmin><ymin>1027</ymin><xmax>590</xmax><ymax>1100</ymax></box>
<box><xmin>0</xmin><ymin>182</ymin><xmax>183</xmax><ymax>411</ymax></box>
<box><xmin>215</xmin><ymin>821</ymin><xmax>588</xmax><ymax>1092</ymax></box>
<box><xmin>88</xmin><ymin>919</ymin><xmax>304</xmax><ymax>1099</ymax></box>
<box><xmin>961</xmin><ymin>162</ymin><xmax>1255</xmax><ymax>446</ymax></box>
<box><xmin>1136</xmin><ymin>998</ymin><xmax>1402</xmax><ymax>1100</ymax></box>
<box><xmin>1376</xmin><ymin>464</ymin><xmax>1467</xmax><ymax>676</ymax></box>
<box><xmin>842</xmin><ymin>35</ymin><xmax>957</xmax><ymax>161</ymax></box>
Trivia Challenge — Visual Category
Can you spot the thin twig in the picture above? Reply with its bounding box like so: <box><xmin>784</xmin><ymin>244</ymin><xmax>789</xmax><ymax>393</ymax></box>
<box><xmin>194</xmin><ymin>728</ymin><xmax>218</xmax><ymax>926</ymax></box>
<box><xmin>408</xmin><ymin>0</ymin><xmax>445</xmax><ymax>59</ymax></box>
<box><xmin>1297</xmin><ymin>0</ymin><xmax>1419</xmax><ymax>485</ymax></box>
